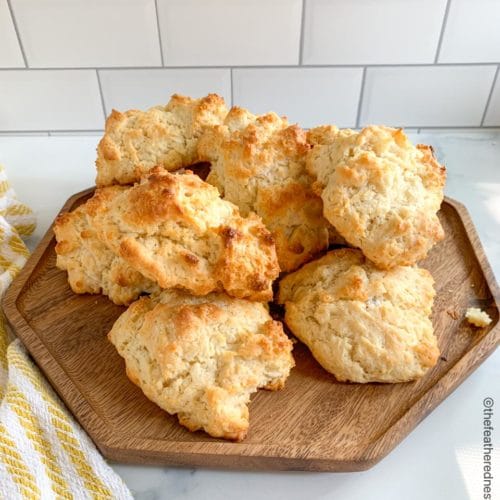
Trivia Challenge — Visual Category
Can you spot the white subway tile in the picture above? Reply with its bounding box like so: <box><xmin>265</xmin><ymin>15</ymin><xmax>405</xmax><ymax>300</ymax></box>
<box><xmin>303</xmin><ymin>0</ymin><xmax>447</xmax><ymax>65</ymax></box>
<box><xmin>11</xmin><ymin>0</ymin><xmax>161</xmax><ymax>68</ymax></box>
<box><xmin>0</xmin><ymin>0</ymin><xmax>24</xmax><ymax>67</ymax></box>
<box><xmin>360</xmin><ymin>66</ymin><xmax>497</xmax><ymax>127</ymax></box>
<box><xmin>157</xmin><ymin>0</ymin><xmax>302</xmax><ymax>66</ymax></box>
<box><xmin>439</xmin><ymin>0</ymin><xmax>500</xmax><ymax>63</ymax></box>
<box><xmin>0</xmin><ymin>70</ymin><xmax>104</xmax><ymax>131</ymax></box>
<box><xmin>99</xmin><ymin>69</ymin><xmax>231</xmax><ymax>113</ymax></box>
<box><xmin>484</xmin><ymin>73</ymin><xmax>500</xmax><ymax>126</ymax></box>
<box><xmin>232</xmin><ymin>68</ymin><xmax>363</xmax><ymax>128</ymax></box>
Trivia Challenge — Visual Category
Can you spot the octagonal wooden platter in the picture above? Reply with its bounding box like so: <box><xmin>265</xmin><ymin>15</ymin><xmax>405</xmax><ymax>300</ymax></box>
<box><xmin>3</xmin><ymin>189</ymin><xmax>499</xmax><ymax>472</ymax></box>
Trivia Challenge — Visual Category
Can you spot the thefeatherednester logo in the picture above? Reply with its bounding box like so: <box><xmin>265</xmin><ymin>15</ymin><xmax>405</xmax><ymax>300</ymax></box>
<box><xmin>483</xmin><ymin>397</ymin><xmax>494</xmax><ymax>500</ymax></box>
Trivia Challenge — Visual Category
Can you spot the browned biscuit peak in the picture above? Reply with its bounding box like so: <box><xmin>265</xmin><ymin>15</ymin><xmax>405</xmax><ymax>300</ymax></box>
<box><xmin>89</xmin><ymin>169</ymin><xmax>279</xmax><ymax>300</ymax></box>
<box><xmin>108</xmin><ymin>290</ymin><xmax>294</xmax><ymax>440</ymax></box>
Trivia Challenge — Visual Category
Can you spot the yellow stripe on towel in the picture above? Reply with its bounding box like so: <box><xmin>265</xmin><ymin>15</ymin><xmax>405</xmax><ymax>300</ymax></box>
<box><xmin>0</xmin><ymin>422</ymin><xmax>41</xmax><ymax>498</ymax></box>
<box><xmin>7</xmin><ymin>387</ymin><xmax>73</xmax><ymax>499</ymax></box>
<box><xmin>8</xmin><ymin>347</ymin><xmax>113</xmax><ymax>499</ymax></box>
<box><xmin>7</xmin><ymin>234</ymin><xmax>29</xmax><ymax>258</ymax></box>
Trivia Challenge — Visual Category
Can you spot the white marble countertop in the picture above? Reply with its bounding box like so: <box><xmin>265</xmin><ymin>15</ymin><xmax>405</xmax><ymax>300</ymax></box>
<box><xmin>0</xmin><ymin>130</ymin><xmax>499</xmax><ymax>500</ymax></box>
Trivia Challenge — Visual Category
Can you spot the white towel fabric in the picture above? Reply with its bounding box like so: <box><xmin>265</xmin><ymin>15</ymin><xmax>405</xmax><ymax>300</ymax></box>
<box><xmin>0</xmin><ymin>165</ymin><xmax>132</xmax><ymax>499</ymax></box>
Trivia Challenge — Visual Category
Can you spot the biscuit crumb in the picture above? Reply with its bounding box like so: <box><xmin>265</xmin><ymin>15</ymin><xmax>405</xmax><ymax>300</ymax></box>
<box><xmin>446</xmin><ymin>309</ymin><xmax>460</xmax><ymax>320</ymax></box>
<box><xmin>465</xmin><ymin>307</ymin><xmax>492</xmax><ymax>327</ymax></box>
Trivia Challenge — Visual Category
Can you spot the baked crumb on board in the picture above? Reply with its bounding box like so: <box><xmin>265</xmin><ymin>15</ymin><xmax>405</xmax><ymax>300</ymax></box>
<box><xmin>465</xmin><ymin>307</ymin><xmax>492</xmax><ymax>327</ymax></box>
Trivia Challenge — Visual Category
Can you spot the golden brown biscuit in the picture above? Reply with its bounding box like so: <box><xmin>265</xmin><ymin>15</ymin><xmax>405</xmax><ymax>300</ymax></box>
<box><xmin>198</xmin><ymin>107</ymin><xmax>339</xmax><ymax>272</ymax></box>
<box><xmin>306</xmin><ymin>124</ymin><xmax>339</xmax><ymax>147</ymax></box>
<box><xmin>108</xmin><ymin>289</ymin><xmax>294</xmax><ymax>441</ymax></box>
<box><xmin>96</xmin><ymin>93</ymin><xmax>228</xmax><ymax>186</ymax></box>
<box><xmin>306</xmin><ymin>126</ymin><xmax>446</xmax><ymax>269</ymax></box>
<box><xmin>88</xmin><ymin>168</ymin><xmax>279</xmax><ymax>301</ymax></box>
<box><xmin>278</xmin><ymin>248</ymin><xmax>439</xmax><ymax>383</ymax></box>
<box><xmin>54</xmin><ymin>193</ymin><xmax>158</xmax><ymax>305</ymax></box>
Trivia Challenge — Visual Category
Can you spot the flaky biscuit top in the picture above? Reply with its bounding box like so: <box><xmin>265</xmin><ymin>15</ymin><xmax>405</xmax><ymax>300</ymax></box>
<box><xmin>278</xmin><ymin>248</ymin><xmax>439</xmax><ymax>383</ymax></box>
<box><xmin>108</xmin><ymin>289</ymin><xmax>294</xmax><ymax>441</ymax></box>
<box><xmin>88</xmin><ymin>168</ymin><xmax>279</xmax><ymax>301</ymax></box>
<box><xmin>54</xmin><ymin>193</ymin><xmax>158</xmax><ymax>305</ymax></box>
<box><xmin>198</xmin><ymin>106</ymin><xmax>339</xmax><ymax>272</ymax></box>
<box><xmin>306</xmin><ymin>125</ymin><xmax>446</xmax><ymax>269</ymax></box>
<box><xmin>96</xmin><ymin>93</ymin><xmax>228</xmax><ymax>186</ymax></box>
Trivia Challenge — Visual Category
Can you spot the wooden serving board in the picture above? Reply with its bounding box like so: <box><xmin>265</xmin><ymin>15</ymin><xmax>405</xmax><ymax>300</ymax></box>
<box><xmin>3</xmin><ymin>190</ymin><xmax>499</xmax><ymax>472</ymax></box>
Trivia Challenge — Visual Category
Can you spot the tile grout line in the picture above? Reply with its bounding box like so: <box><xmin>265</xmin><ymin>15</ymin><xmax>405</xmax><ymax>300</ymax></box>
<box><xmin>480</xmin><ymin>65</ymin><xmax>499</xmax><ymax>126</ymax></box>
<box><xmin>1</xmin><ymin>126</ymin><xmax>500</xmax><ymax>136</ymax></box>
<box><xmin>0</xmin><ymin>130</ymin><xmax>98</xmax><ymax>134</ymax></box>
<box><xmin>0</xmin><ymin>62</ymin><xmax>499</xmax><ymax>71</ymax></box>
<box><xmin>95</xmin><ymin>70</ymin><xmax>108</xmax><ymax>118</ymax></box>
<box><xmin>0</xmin><ymin>132</ymin><xmax>50</xmax><ymax>136</ymax></box>
<box><xmin>230</xmin><ymin>68</ymin><xmax>234</xmax><ymax>107</ymax></box>
<box><xmin>154</xmin><ymin>0</ymin><xmax>165</xmax><ymax>66</ymax></box>
<box><xmin>6</xmin><ymin>0</ymin><xmax>28</xmax><ymax>67</ymax></box>
<box><xmin>48</xmin><ymin>130</ymin><xmax>104</xmax><ymax>134</ymax></box>
<box><xmin>434</xmin><ymin>0</ymin><xmax>452</xmax><ymax>64</ymax></box>
<box><xmin>47</xmin><ymin>132</ymin><xmax>103</xmax><ymax>136</ymax></box>
<box><xmin>298</xmin><ymin>0</ymin><xmax>307</xmax><ymax>65</ymax></box>
<box><xmin>384</xmin><ymin>125</ymin><xmax>500</xmax><ymax>130</ymax></box>
<box><xmin>355</xmin><ymin>67</ymin><xmax>367</xmax><ymax>128</ymax></box>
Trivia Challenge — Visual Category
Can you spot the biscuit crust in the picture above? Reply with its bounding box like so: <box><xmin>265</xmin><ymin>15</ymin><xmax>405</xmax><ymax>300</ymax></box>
<box><xmin>278</xmin><ymin>248</ymin><xmax>439</xmax><ymax>383</ymax></box>
<box><xmin>306</xmin><ymin>126</ymin><xmax>446</xmax><ymax>269</ymax></box>
<box><xmin>54</xmin><ymin>193</ymin><xmax>158</xmax><ymax>305</ymax></box>
<box><xmin>198</xmin><ymin>107</ymin><xmax>337</xmax><ymax>272</ymax></box>
<box><xmin>96</xmin><ymin>93</ymin><xmax>228</xmax><ymax>186</ymax></box>
<box><xmin>108</xmin><ymin>290</ymin><xmax>294</xmax><ymax>441</ymax></box>
<box><xmin>88</xmin><ymin>168</ymin><xmax>279</xmax><ymax>301</ymax></box>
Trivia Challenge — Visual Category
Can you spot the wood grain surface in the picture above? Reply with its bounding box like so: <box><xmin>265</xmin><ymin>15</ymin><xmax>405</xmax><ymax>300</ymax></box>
<box><xmin>3</xmin><ymin>190</ymin><xmax>499</xmax><ymax>472</ymax></box>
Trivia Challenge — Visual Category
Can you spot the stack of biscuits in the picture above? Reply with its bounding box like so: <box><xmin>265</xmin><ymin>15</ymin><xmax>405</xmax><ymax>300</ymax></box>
<box><xmin>54</xmin><ymin>93</ymin><xmax>446</xmax><ymax>441</ymax></box>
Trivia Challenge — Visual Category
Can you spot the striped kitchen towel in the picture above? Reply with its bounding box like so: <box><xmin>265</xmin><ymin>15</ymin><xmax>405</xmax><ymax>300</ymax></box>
<box><xmin>0</xmin><ymin>165</ymin><xmax>132</xmax><ymax>499</ymax></box>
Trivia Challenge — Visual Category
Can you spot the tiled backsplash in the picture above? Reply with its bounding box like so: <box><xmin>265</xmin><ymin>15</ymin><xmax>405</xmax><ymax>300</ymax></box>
<box><xmin>0</xmin><ymin>0</ymin><xmax>499</xmax><ymax>133</ymax></box>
